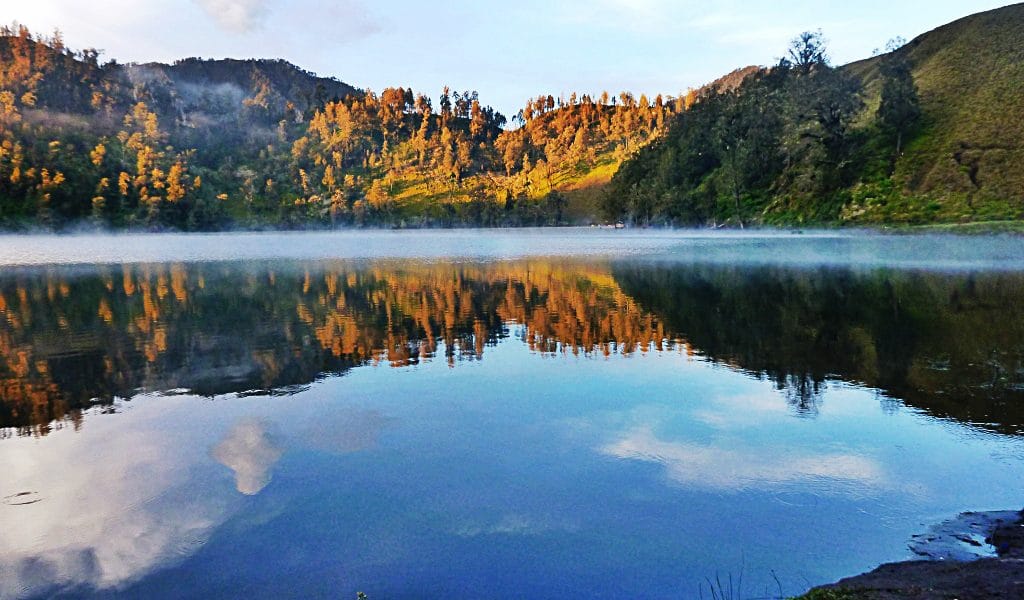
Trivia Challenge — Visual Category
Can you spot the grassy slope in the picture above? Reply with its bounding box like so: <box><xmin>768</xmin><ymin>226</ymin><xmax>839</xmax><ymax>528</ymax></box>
<box><xmin>560</xmin><ymin>159</ymin><xmax>620</xmax><ymax>222</ymax></box>
<box><xmin>845</xmin><ymin>2</ymin><xmax>1024</xmax><ymax>223</ymax></box>
<box><xmin>381</xmin><ymin>138</ymin><xmax>629</xmax><ymax>225</ymax></box>
<box><xmin>382</xmin><ymin>159</ymin><xmax>619</xmax><ymax>226</ymax></box>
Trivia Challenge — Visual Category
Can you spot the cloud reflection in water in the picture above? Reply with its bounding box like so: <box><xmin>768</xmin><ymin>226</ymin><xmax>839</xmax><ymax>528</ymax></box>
<box><xmin>0</xmin><ymin>411</ymin><xmax>227</xmax><ymax>598</ymax></box>
<box><xmin>212</xmin><ymin>419</ymin><xmax>284</xmax><ymax>495</ymax></box>
<box><xmin>603</xmin><ymin>426</ymin><xmax>885</xmax><ymax>491</ymax></box>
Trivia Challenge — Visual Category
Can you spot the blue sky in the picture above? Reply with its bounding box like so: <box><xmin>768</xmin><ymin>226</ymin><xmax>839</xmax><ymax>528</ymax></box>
<box><xmin>2</xmin><ymin>1</ymin><xmax>1013</xmax><ymax>115</ymax></box>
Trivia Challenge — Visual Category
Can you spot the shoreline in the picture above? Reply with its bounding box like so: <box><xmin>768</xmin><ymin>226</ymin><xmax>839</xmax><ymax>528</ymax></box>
<box><xmin>800</xmin><ymin>510</ymin><xmax>1024</xmax><ymax>599</ymax></box>
<box><xmin>1</xmin><ymin>220</ymin><xmax>1024</xmax><ymax>237</ymax></box>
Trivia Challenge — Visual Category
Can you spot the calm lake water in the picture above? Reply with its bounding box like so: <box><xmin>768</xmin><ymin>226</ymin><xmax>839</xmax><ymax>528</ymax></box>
<box><xmin>2</xmin><ymin>230</ymin><xmax>1024</xmax><ymax>599</ymax></box>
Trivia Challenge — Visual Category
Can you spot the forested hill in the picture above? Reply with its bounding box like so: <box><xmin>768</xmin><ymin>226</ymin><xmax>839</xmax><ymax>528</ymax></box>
<box><xmin>0</xmin><ymin>24</ymin><xmax>683</xmax><ymax>230</ymax></box>
<box><xmin>605</xmin><ymin>3</ymin><xmax>1024</xmax><ymax>227</ymax></box>
<box><xmin>4</xmin><ymin>4</ymin><xmax>1023</xmax><ymax>231</ymax></box>
<box><xmin>156</xmin><ymin>58</ymin><xmax>359</xmax><ymax>109</ymax></box>
<box><xmin>0</xmin><ymin>34</ymin><xmax>357</xmax><ymax>126</ymax></box>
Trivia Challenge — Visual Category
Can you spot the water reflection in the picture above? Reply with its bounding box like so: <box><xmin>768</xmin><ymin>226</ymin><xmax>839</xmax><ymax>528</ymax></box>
<box><xmin>213</xmin><ymin>420</ymin><xmax>283</xmax><ymax>495</ymax></box>
<box><xmin>614</xmin><ymin>263</ymin><xmax>1024</xmax><ymax>434</ymax></box>
<box><xmin>603</xmin><ymin>425</ymin><xmax>885</xmax><ymax>491</ymax></box>
<box><xmin>303</xmin><ymin>408</ymin><xmax>391</xmax><ymax>454</ymax></box>
<box><xmin>0</xmin><ymin>261</ymin><xmax>661</xmax><ymax>437</ymax></box>
<box><xmin>2</xmin><ymin>256</ymin><xmax>1024</xmax><ymax>598</ymax></box>
<box><xmin>0</xmin><ymin>398</ymin><xmax>233</xmax><ymax>598</ymax></box>
<box><xmin>2</xmin><ymin>260</ymin><xmax>1023</xmax><ymax>437</ymax></box>
<box><xmin>0</xmin><ymin>397</ymin><xmax>399</xmax><ymax>599</ymax></box>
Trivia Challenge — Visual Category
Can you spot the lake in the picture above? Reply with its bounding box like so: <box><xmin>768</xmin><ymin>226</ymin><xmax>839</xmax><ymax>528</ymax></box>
<box><xmin>2</xmin><ymin>229</ymin><xmax>1024</xmax><ymax>599</ymax></box>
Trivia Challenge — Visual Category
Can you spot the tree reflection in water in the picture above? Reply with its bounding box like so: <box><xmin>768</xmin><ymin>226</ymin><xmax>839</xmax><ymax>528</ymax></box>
<box><xmin>2</xmin><ymin>259</ymin><xmax>1023</xmax><ymax>437</ymax></box>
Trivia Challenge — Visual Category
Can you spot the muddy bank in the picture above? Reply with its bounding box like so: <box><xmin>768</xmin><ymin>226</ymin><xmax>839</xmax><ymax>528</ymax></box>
<box><xmin>811</xmin><ymin>510</ymin><xmax>1024</xmax><ymax>599</ymax></box>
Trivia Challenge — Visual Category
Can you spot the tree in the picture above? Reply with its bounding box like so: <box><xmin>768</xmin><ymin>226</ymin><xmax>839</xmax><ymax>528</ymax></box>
<box><xmin>876</xmin><ymin>38</ymin><xmax>920</xmax><ymax>159</ymax></box>
<box><xmin>469</xmin><ymin>99</ymin><xmax>487</xmax><ymax>141</ymax></box>
<box><xmin>786</xmin><ymin>30</ymin><xmax>829</xmax><ymax>72</ymax></box>
<box><xmin>809</xmin><ymin>68</ymin><xmax>863</xmax><ymax>160</ymax></box>
<box><xmin>782</xmin><ymin>34</ymin><xmax>864</xmax><ymax>196</ymax></box>
<box><xmin>684</xmin><ymin>89</ymin><xmax>697</xmax><ymax>110</ymax></box>
<box><xmin>439</xmin><ymin>87</ymin><xmax>452</xmax><ymax>127</ymax></box>
<box><xmin>714</xmin><ymin>82</ymin><xmax>784</xmax><ymax>226</ymax></box>
<box><xmin>366</xmin><ymin>178</ymin><xmax>391</xmax><ymax>216</ymax></box>
<box><xmin>379</xmin><ymin>87</ymin><xmax>407</xmax><ymax>144</ymax></box>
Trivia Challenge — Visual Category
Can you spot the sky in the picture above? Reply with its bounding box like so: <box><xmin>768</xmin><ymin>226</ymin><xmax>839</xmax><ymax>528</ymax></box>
<box><xmin>0</xmin><ymin>1</ymin><xmax>1014</xmax><ymax>116</ymax></box>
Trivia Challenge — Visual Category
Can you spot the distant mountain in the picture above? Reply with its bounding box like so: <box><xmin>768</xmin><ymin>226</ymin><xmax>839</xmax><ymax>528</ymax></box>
<box><xmin>139</xmin><ymin>57</ymin><xmax>359</xmax><ymax>124</ymax></box>
<box><xmin>0</xmin><ymin>33</ymin><xmax>358</xmax><ymax>126</ymax></box>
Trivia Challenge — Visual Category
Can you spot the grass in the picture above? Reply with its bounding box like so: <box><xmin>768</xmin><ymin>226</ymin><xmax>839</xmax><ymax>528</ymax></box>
<box><xmin>878</xmin><ymin>219</ymin><xmax>1024</xmax><ymax>235</ymax></box>
<box><xmin>846</xmin><ymin>4</ymin><xmax>1024</xmax><ymax>220</ymax></box>
<box><xmin>373</xmin><ymin>148</ymin><xmax>623</xmax><ymax>225</ymax></box>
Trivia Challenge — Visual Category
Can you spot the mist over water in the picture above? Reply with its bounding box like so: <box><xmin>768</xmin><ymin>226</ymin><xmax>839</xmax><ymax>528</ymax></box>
<box><xmin>2</xmin><ymin>229</ymin><xmax>1024</xmax><ymax>270</ymax></box>
<box><xmin>2</xmin><ymin>230</ymin><xmax>1024</xmax><ymax>599</ymax></box>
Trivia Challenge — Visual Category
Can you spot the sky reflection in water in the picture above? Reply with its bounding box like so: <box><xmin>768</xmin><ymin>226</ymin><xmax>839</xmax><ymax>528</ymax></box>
<box><xmin>2</xmin><ymin>235</ymin><xmax>1024</xmax><ymax>598</ymax></box>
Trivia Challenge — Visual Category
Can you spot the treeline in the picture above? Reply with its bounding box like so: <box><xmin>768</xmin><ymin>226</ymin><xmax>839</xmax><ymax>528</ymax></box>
<box><xmin>604</xmin><ymin>33</ymin><xmax>921</xmax><ymax>226</ymax></box>
<box><xmin>0</xmin><ymin>24</ymin><xmax>680</xmax><ymax>230</ymax></box>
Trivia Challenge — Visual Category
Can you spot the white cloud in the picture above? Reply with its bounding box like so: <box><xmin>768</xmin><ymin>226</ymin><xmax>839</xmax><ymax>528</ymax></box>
<box><xmin>193</xmin><ymin>0</ymin><xmax>271</xmax><ymax>33</ymax></box>
<box><xmin>690</xmin><ymin>391</ymin><xmax>788</xmax><ymax>428</ymax></box>
<box><xmin>597</xmin><ymin>387</ymin><xmax>888</xmax><ymax>492</ymax></box>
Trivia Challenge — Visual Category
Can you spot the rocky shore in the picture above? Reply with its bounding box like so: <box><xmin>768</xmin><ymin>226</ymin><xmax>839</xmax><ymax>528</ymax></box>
<box><xmin>810</xmin><ymin>510</ymin><xmax>1024</xmax><ymax>599</ymax></box>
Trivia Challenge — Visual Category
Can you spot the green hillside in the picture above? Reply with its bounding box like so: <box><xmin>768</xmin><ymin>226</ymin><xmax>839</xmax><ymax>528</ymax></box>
<box><xmin>607</xmin><ymin>3</ymin><xmax>1024</xmax><ymax>227</ymax></box>
<box><xmin>845</xmin><ymin>3</ymin><xmax>1024</xmax><ymax>222</ymax></box>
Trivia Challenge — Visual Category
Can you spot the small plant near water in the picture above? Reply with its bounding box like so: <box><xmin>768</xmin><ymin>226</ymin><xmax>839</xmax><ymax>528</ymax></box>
<box><xmin>696</xmin><ymin>566</ymin><xmax>866</xmax><ymax>600</ymax></box>
<box><xmin>698</xmin><ymin>572</ymin><xmax>743</xmax><ymax>600</ymax></box>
